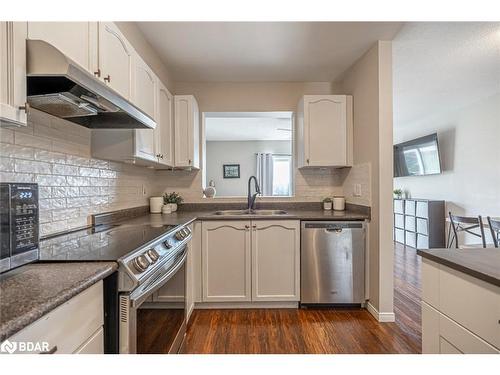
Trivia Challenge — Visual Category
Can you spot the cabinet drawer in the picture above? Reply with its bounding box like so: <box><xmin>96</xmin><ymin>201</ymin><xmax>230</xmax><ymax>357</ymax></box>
<box><xmin>405</xmin><ymin>231</ymin><xmax>416</xmax><ymax>248</ymax></box>
<box><xmin>417</xmin><ymin>234</ymin><xmax>429</xmax><ymax>249</ymax></box>
<box><xmin>395</xmin><ymin>228</ymin><xmax>405</xmax><ymax>244</ymax></box>
<box><xmin>73</xmin><ymin>327</ymin><xmax>104</xmax><ymax>354</ymax></box>
<box><xmin>405</xmin><ymin>215</ymin><xmax>416</xmax><ymax>232</ymax></box>
<box><xmin>394</xmin><ymin>199</ymin><xmax>404</xmax><ymax>214</ymax></box>
<box><xmin>416</xmin><ymin>201</ymin><xmax>429</xmax><ymax>218</ymax></box>
<box><xmin>405</xmin><ymin>200</ymin><xmax>416</xmax><ymax>216</ymax></box>
<box><xmin>395</xmin><ymin>214</ymin><xmax>405</xmax><ymax>229</ymax></box>
<box><xmin>439</xmin><ymin>265</ymin><xmax>500</xmax><ymax>349</ymax></box>
<box><xmin>9</xmin><ymin>281</ymin><xmax>103</xmax><ymax>354</ymax></box>
<box><xmin>416</xmin><ymin>218</ymin><xmax>428</xmax><ymax>235</ymax></box>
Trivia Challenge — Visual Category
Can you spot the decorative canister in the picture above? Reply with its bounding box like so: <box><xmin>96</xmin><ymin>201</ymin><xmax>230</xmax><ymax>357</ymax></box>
<box><xmin>333</xmin><ymin>196</ymin><xmax>346</xmax><ymax>211</ymax></box>
<box><xmin>149</xmin><ymin>197</ymin><xmax>164</xmax><ymax>213</ymax></box>
<box><xmin>162</xmin><ymin>205</ymin><xmax>172</xmax><ymax>214</ymax></box>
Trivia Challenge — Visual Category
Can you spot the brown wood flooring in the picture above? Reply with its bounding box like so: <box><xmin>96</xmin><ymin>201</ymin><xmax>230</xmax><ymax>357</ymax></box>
<box><xmin>180</xmin><ymin>242</ymin><xmax>422</xmax><ymax>354</ymax></box>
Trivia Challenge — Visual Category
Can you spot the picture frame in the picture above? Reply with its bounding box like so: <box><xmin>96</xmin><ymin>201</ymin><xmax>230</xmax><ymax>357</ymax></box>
<box><xmin>223</xmin><ymin>164</ymin><xmax>240</xmax><ymax>179</ymax></box>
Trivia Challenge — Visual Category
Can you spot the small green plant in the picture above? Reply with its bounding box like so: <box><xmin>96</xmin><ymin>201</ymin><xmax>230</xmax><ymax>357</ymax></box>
<box><xmin>163</xmin><ymin>192</ymin><xmax>184</xmax><ymax>205</ymax></box>
<box><xmin>323</xmin><ymin>197</ymin><xmax>333</xmax><ymax>203</ymax></box>
<box><xmin>393</xmin><ymin>189</ymin><xmax>403</xmax><ymax>198</ymax></box>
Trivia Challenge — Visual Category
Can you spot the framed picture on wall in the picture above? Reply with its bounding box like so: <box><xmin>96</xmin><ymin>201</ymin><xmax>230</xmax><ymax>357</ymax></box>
<box><xmin>223</xmin><ymin>164</ymin><xmax>240</xmax><ymax>179</ymax></box>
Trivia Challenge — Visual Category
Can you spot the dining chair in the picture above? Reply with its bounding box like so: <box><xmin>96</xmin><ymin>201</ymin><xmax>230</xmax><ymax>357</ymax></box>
<box><xmin>487</xmin><ymin>217</ymin><xmax>500</xmax><ymax>248</ymax></box>
<box><xmin>447</xmin><ymin>212</ymin><xmax>486</xmax><ymax>248</ymax></box>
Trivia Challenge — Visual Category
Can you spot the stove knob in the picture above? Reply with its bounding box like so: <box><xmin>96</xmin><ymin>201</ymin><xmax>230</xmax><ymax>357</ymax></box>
<box><xmin>147</xmin><ymin>249</ymin><xmax>159</xmax><ymax>262</ymax></box>
<box><xmin>164</xmin><ymin>239</ymin><xmax>173</xmax><ymax>249</ymax></box>
<box><xmin>175</xmin><ymin>231</ymin><xmax>184</xmax><ymax>241</ymax></box>
<box><xmin>132</xmin><ymin>255</ymin><xmax>150</xmax><ymax>272</ymax></box>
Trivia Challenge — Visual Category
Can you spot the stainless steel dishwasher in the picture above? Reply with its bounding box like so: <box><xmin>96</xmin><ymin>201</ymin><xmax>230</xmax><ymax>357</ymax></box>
<box><xmin>301</xmin><ymin>221</ymin><xmax>366</xmax><ymax>305</ymax></box>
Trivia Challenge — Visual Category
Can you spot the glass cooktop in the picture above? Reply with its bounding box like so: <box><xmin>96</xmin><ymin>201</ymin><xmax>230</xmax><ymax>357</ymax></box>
<box><xmin>39</xmin><ymin>224</ymin><xmax>178</xmax><ymax>262</ymax></box>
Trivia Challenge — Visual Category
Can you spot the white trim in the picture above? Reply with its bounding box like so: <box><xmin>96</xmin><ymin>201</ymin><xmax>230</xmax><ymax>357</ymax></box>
<box><xmin>367</xmin><ymin>301</ymin><xmax>395</xmax><ymax>322</ymax></box>
<box><xmin>195</xmin><ymin>301</ymin><xmax>298</xmax><ymax>309</ymax></box>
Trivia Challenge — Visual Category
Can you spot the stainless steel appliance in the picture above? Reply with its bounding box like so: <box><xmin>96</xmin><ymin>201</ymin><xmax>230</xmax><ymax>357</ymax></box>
<box><xmin>301</xmin><ymin>221</ymin><xmax>365</xmax><ymax>305</ymax></box>
<box><xmin>39</xmin><ymin>221</ymin><xmax>192</xmax><ymax>354</ymax></box>
<box><xmin>26</xmin><ymin>40</ymin><xmax>155</xmax><ymax>130</ymax></box>
<box><xmin>0</xmin><ymin>183</ymin><xmax>39</xmax><ymax>273</ymax></box>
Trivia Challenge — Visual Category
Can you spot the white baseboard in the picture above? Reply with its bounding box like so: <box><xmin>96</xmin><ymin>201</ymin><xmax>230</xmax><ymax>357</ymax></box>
<box><xmin>366</xmin><ymin>302</ymin><xmax>395</xmax><ymax>322</ymax></box>
<box><xmin>195</xmin><ymin>301</ymin><xmax>299</xmax><ymax>309</ymax></box>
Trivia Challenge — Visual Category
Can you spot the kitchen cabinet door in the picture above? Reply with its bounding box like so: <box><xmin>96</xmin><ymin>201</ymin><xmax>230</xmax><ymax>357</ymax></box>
<box><xmin>0</xmin><ymin>22</ymin><xmax>27</xmax><ymax>127</ymax></box>
<box><xmin>27</xmin><ymin>22</ymin><xmax>98</xmax><ymax>74</ymax></box>
<box><xmin>156</xmin><ymin>81</ymin><xmax>174</xmax><ymax>167</ymax></box>
<box><xmin>297</xmin><ymin>95</ymin><xmax>353</xmax><ymax>167</ymax></box>
<box><xmin>251</xmin><ymin>220</ymin><xmax>300</xmax><ymax>301</ymax></box>
<box><xmin>202</xmin><ymin>220</ymin><xmax>251</xmax><ymax>302</ymax></box>
<box><xmin>131</xmin><ymin>55</ymin><xmax>157</xmax><ymax>162</ymax></box>
<box><xmin>98</xmin><ymin>22</ymin><xmax>132</xmax><ymax>100</ymax></box>
<box><xmin>174</xmin><ymin>95</ymin><xmax>200</xmax><ymax>169</ymax></box>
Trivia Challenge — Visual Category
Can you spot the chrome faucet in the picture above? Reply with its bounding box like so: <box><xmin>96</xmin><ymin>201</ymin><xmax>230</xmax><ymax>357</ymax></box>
<box><xmin>247</xmin><ymin>176</ymin><xmax>261</xmax><ymax>211</ymax></box>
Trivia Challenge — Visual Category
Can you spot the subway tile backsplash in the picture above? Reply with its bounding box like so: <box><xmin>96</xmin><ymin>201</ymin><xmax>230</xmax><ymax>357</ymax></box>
<box><xmin>0</xmin><ymin>109</ymin><xmax>158</xmax><ymax>236</ymax></box>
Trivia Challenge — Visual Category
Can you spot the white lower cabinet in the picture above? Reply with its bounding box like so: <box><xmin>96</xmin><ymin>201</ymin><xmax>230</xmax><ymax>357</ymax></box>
<box><xmin>421</xmin><ymin>258</ymin><xmax>500</xmax><ymax>353</ymax></box>
<box><xmin>251</xmin><ymin>220</ymin><xmax>300</xmax><ymax>301</ymax></box>
<box><xmin>201</xmin><ymin>220</ymin><xmax>300</xmax><ymax>303</ymax></box>
<box><xmin>3</xmin><ymin>281</ymin><xmax>104</xmax><ymax>354</ymax></box>
<box><xmin>202</xmin><ymin>220</ymin><xmax>252</xmax><ymax>302</ymax></box>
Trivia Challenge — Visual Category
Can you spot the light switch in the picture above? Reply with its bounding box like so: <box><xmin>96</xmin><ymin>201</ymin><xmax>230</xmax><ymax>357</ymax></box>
<box><xmin>354</xmin><ymin>184</ymin><xmax>362</xmax><ymax>197</ymax></box>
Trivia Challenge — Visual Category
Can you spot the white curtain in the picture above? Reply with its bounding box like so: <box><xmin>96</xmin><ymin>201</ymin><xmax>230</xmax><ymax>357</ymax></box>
<box><xmin>256</xmin><ymin>153</ymin><xmax>273</xmax><ymax>196</ymax></box>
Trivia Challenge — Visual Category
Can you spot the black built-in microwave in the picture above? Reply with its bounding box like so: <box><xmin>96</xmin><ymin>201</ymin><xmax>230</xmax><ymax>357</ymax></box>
<box><xmin>0</xmin><ymin>183</ymin><xmax>39</xmax><ymax>273</ymax></box>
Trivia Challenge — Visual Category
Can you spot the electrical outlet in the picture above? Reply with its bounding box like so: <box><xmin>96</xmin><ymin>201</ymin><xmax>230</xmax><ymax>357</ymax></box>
<box><xmin>142</xmin><ymin>185</ymin><xmax>148</xmax><ymax>196</ymax></box>
<box><xmin>353</xmin><ymin>184</ymin><xmax>362</xmax><ymax>197</ymax></box>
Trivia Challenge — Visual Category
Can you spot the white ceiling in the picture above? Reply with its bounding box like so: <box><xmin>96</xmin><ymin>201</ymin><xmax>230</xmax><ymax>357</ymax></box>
<box><xmin>137</xmin><ymin>22</ymin><xmax>403</xmax><ymax>82</ymax></box>
<box><xmin>205</xmin><ymin>113</ymin><xmax>292</xmax><ymax>141</ymax></box>
<box><xmin>393</xmin><ymin>22</ymin><xmax>500</xmax><ymax>128</ymax></box>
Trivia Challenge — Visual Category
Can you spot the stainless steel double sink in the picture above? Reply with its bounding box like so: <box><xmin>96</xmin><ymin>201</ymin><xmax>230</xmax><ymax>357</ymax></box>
<box><xmin>213</xmin><ymin>209</ymin><xmax>288</xmax><ymax>216</ymax></box>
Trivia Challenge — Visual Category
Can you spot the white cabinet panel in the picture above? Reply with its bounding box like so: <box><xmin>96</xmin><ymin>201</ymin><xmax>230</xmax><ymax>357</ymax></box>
<box><xmin>405</xmin><ymin>215</ymin><xmax>416</xmax><ymax>232</ymax></box>
<box><xmin>202</xmin><ymin>221</ymin><xmax>251</xmax><ymax>302</ymax></box>
<box><xmin>174</xmin><ymin>95</ymin><xmax>199</xmax><ymax>168</ymax></box>
<box><xmin>416</xmin><ymin>201</ymin><xmax>429</xmax><ymax>218</ymax></box>
<box><xmin>416</xmin><ymin>218</ymin><xmax>428</xmax><ymax>235</ymax></box>
<box><xmin>395</xmin><ymin>214</ymin><xmax>404</xmax><ymax>229</ymax></box>
<box><xmin>405</xmin><ymin>200</ymin><xmax>416</xmax><ymax>216</ymax></box>
<box><xmin>251</xmin><ymin>220</ymin><xmax>300</xmax><ymax>301</ymax></box>
<box><xmin>405</xmin><ymin>230</ymin><xmax>416</xmax><ymax>248</ymax></box>
<box><xmin>27</xmin><ymin>22</ymin><xmax>97</xmax><ymax>73</ymax></box>
<box><xmin>394</xmin><ymin>228</ymin><xmax>405</xmax><ymax>244</ymax></box>
<box><xmin>0</xmin><ymin>22</ymin><xmax>27</xmax><ymax>127</ymax></box>
<box><xmin>156</xmin><ymin>82</ymin><xmax>174</xmax><ymax>167</ymax></box>
<box><xmin>297</xmin><ymin>95</ymin><xmax>353</xmax><ymax>168</ymax></box>
<box><xmin>73</xmin><ymin>327</ymin><xmax>104</xmax><ymax>354</ymax></box>
<box><xmin>98</xmin><ymin>22</ymin><xmax>132</xmax><ymax>100</ymax></box>
<box><xmin>131</xmin><ymin>54</ymin><xmax>156</xmax><ymax>118</ymax></box>
<box><xmin>394</xmin><ymin>199</ymin><xmax>404</xmax><ymax>214</ymax></box>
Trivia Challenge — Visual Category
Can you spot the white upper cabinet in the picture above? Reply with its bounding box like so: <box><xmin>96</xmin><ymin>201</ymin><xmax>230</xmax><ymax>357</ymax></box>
<box><xmin>156</xmin><ymin>81</ymin><xmax>174</xmax><ymax>167</ymax></box>
<box><xmin>0</xmin><ymin>22</ymin><xmax>27</xmax><ymax>127</ymax></box>
<box><xmin>251</xmin><ymin>220</ymin><xmax>300</xmax><ymax>302</ymax></box>
<box><xmin>131</xmin><ymin>54</ymin><xmax>156</xmax><ymax>118</ymax></box>
<box><xmin>174</xmin><ymin>95</ymin><xmax>200</xmax><ymax>169</ymax></box>
<box><xmin>27</xmin><ymin>22</ymin><xmax>98</xmax><ymax>74</ymax></box>
<box><xmin>296</xmin><ymin>95</ymin><xmax>353</xmax><ymax>168</ymax></box>
<box><xmin>98</xmin><ymin>22</ymin><xmax>132</xmax><ymax>100</ymax></box>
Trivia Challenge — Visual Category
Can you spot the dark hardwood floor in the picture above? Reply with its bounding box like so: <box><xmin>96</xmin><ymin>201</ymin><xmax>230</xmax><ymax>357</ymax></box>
<box><xmin>180</xmin><ymin>242</ymin><xmax>422</xmax><ymax>354</ymax></box>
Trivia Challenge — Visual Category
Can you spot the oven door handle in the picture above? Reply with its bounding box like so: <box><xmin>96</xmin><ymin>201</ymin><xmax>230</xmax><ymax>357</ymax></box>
<box><xmin>129</xmin><ymin>246</ymin><xmax>187</xmax><ymax>307</ymax></box>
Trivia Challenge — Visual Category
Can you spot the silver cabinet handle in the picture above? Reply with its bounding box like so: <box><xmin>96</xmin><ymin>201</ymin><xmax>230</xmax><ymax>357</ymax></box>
<box><xmin>40</xmin><ymin>345</ymin><xmax>57</xmax><ymax>354</ymax></box>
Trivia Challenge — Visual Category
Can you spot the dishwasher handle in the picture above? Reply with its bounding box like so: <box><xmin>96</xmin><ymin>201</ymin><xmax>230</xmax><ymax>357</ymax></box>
<box><xmin>326</xmin><ymin>228</ymin><xmax>343</xmax><ymax>233</ymax></box>
<box><xmin>304</xmin><ymin>222</ymin><xmax>364</xmax><ymax>230</ymax></box>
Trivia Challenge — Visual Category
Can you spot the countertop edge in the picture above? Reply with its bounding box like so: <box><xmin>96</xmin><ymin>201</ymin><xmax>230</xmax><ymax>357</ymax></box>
<box><xmin>417</xmin><ymin>249</ymin><xmax>500</xmax><ymax>288</ymax></box>
<box><xmin>1</xmin><ymin>263</ymin><xmax>117</xmax><ymax>342</ymax></box>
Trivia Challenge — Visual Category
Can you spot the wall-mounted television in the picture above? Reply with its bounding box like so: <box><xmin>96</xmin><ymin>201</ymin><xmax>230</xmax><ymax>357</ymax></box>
<box><xmin>394</xmin><ymin>133</ymin><xmax>442</xmax><ymax>177</ymax></box>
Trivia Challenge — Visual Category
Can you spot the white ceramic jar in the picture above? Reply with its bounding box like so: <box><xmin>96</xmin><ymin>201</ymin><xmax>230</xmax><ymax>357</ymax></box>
<box><xmin>149</xmin><ymin>197</ymin><xmax>164</xmax><ymax>213</ymax></box>
<box><xmin>333</xmin><ymin>196</ymin><xmax>346</xmax><ymax>211</ymax></box>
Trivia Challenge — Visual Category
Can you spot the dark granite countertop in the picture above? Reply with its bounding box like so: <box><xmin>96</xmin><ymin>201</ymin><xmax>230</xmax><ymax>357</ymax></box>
<box><xmin>417</xmin><ymin>248</ymin><xmax>500</xmax><ymax>287</ymax></box>
<box><xmin>0</xmin><ymin>262</ymin><xmax>117</xmax><ymax>341</ymax></box>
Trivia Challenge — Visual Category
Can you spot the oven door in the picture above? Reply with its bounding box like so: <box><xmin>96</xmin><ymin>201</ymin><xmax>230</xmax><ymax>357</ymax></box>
<box><xmin>119</xmin><ymin>246</ymin><xmax>187</xmax><ymax>354</ymax></box>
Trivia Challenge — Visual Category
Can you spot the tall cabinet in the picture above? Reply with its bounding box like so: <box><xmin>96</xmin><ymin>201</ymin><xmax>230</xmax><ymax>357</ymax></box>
<box><xmin>174</xmin><ymin>95</ymin><xmax>200</xmax><ymax>169</ymax></box>
<box><xmin>296</xmin><ymin>95</ymin><xmax>353</xmax><ymax>168</ymax></box>
<box><xmin>0</xmin><ymin>22</ymin><xmax>27</xmax><ymax>127</ymax></box>
<box><xmin>394</xmin><ymin>198</ymin><xmax>445</xmax><ymax>249</ymax></box>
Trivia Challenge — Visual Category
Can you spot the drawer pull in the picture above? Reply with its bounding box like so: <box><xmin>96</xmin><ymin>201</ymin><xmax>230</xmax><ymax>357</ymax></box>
<box><xmin>40</xmin><ymin>345</ymin><xmax>57</xmax><ymax>354</ymax></box>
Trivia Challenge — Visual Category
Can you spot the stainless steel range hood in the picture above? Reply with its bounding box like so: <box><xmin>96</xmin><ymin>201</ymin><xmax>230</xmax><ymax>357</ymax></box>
<box><xmin>26</xmin><ymin>40</ymin><xmax>156</xmax><ymax>129</ymax></box>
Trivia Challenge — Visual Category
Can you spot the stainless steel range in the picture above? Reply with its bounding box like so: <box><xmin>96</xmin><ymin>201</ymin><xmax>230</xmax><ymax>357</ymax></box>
<box><xmin>39</xmin><ymin>221</ymin><xmax>192</xmax><ymax>354</ymax></box>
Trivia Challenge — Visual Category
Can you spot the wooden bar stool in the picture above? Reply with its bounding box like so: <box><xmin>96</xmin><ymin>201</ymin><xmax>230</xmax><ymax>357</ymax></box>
<box><xmin>447</xmin><ymin>212</ymin><xmax>486</xmax><ymax>248</ymax></box>
<box><xmin>487</xmin><ymin>217</ymin><xmax>500</xmax><ymax>248</ymax></box>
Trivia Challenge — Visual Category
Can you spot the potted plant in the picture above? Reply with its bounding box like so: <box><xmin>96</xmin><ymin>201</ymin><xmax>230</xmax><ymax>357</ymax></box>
<box><xmin>163</xmin><ymin>192</ymin><xmax>184</xmax><ymax>212</ymax></box>
<box><xmin>323</xmin><ymin>197</ymin><xmax>333</xmax><ymax>210</ymax></box>
<box><xmin>393</xmin><ymin>189</ymin><xmax>403</xmax><ymax>199</ymax></box>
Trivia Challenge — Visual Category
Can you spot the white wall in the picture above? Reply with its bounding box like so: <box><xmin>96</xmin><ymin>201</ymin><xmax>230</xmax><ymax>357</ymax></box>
<box><xmin>394</xmin><ymin>93</ymin><xmax>500</xmax><ymax>219</ymax></box>
<box><xmin>206</xmin><ymin>140</ymin><xmax>291</xmax><ymax>197</ymax></box>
